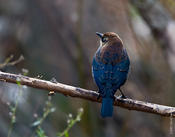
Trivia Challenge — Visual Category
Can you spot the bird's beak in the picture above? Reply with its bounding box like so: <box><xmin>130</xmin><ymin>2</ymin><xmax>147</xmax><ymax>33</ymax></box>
<box><xmin>96</xmin><ymin>32</ymin><xmax>103</xmax><ymax>39</ymax></box>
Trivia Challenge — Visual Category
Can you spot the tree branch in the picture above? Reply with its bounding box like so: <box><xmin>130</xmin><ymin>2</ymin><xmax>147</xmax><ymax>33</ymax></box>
<box><xmin>0</xmin><ymin>71</ymin><xmax>175</xmax><ymax>117</ymax></box>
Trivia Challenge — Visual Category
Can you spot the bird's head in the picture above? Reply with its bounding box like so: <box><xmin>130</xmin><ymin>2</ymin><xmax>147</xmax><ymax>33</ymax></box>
<box><xmin>96</xmin><ymin>32</ymin><xmax>123</xmax><ymax>47</ymax></box>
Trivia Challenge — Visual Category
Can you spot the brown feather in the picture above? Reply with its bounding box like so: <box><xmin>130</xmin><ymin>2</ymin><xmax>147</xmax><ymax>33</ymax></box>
<box><xmin>96</xmin><ymin>32</ymin><xmax>124</xmax><ymax>64</ymax></box>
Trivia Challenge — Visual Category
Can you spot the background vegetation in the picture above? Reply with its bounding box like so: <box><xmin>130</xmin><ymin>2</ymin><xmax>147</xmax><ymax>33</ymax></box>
<box><xmin>0</xmin><ymin>0</ymin><xmax>175</xmax><ymax>136</ymax></box>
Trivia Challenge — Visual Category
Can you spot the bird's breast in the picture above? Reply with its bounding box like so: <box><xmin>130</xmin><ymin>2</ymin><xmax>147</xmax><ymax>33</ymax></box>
<box><xmin>95</xmin><ymin>42</ymin><xmax>123</xmax><ymax>65</ymax></box>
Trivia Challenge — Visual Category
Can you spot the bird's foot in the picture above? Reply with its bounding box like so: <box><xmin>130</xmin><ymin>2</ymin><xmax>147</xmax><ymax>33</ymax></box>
<box><xmin>118</xmin><ymin>94</ymin><xmax>126</xmax><ymax>99</ymax></box>
<box><xmin>112</xmin><ymin>96</ymin><xmax>116</xmax><ymax>101</ymax></box>
<box><xmin>119</xmin><ymin>88</ymin><xmax>127</xmax><ymax>99</ymax></box>
<box><xmin>97</xmin><ymin>94</ymin><xmax>101</xmax><ymax>100</ymax></box>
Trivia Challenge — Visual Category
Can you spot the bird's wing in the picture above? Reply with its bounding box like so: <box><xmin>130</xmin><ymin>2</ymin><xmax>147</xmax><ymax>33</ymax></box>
<box><xmin>92</xmin><ymin>49</ymin><xmax>130</xmax><ymax>97</ymax></box>
<box><xmin>112</xmin><ymin>56</ymin><xmax>130</xmax><ymax>87</ymax></box>
<box><xmin>117</xmin><ymin>49</ymin><xmax>130</xmax><ymax>72</ymax></box>
<box><xmin>92</xmin><ymin>57</ymin><xmax>107</xmax><ymax>90</ymax></box>
<box><xmin>92</xmin><ymin>57</ymin><xmax>117</xmax><ymax>96</ymax></box>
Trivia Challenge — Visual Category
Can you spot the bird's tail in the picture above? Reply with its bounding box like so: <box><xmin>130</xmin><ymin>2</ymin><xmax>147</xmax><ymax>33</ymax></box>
<box><xmin>101</xmin><ymin>98</ymin><xmax>114</xmax><ymax>118</ymax></box>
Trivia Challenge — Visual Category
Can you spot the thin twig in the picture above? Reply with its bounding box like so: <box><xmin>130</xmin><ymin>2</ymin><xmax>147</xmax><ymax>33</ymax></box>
<box><xmin>0</xmin><ymin>55</ymin><xmax>24</xmax><ymax>69</ymax></box>
<box><xmin>0</xmin><ymin>71</ymin><xmax>175</xmax><ymax>117</ymax></box>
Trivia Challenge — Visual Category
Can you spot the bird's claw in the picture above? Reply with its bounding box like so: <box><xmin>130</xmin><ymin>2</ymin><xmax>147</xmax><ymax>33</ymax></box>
<box><xmin>118</xmin><ymin>88</ymin><xmax>127</xmax><ymax>99</ymax></box>
<box><xmin>118</xmin><ymin>94</ymin><xmax>127</xmax><ymax>99</ymax></box>
<box><xmin>97</xmin><ymin>94</ymin><xmax>101</xmax><ymax>100</ymax></box>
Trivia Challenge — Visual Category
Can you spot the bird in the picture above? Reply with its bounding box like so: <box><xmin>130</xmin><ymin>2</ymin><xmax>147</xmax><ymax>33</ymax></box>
<box><xmin>92</xmin><ymin>32</ymin><xmax>130</xmax><ymax>118</ymax></box>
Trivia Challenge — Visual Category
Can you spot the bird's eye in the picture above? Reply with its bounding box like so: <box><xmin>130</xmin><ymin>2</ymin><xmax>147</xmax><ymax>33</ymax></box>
<box><xmin>102</xmin><ymin>37</ymin><xmax>108</xmax><ymax>43</ymax></box>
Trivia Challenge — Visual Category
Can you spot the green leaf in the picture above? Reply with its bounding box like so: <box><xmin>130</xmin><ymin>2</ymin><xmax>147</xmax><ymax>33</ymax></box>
<box><xmin>31</xmin><ymin>120</ymin><xmax>41</xmax><ymax>127</ymax></box>
<box><xmin>11</xmin><ymin>116</ymin><xmax>16</xmax><ymax>124</ymax></box>
<box><xmin>50</xmin><ymin>107</ymin><xmax>56</xmax><ymax>112</ymax></box>
<box><xmin>64</xmin><ymin>131</ymin><xmax>69</xmax><ymax>137</ymax></box>
<box><xmin>36</xmin><ymin>127</ymin><xmax>48</xmax><ymax>137</ymax></box>
<box><xmin>16</xmin><ymin>80</ymin><xmax>21</xmax><ymax>86</ymax></box>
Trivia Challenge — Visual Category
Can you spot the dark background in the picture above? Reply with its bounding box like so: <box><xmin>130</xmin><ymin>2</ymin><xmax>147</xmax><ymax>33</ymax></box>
<box><xmin>0</xmin><ymin>0</ymin><xmax>175</xmax><ymax>136</ymax></box>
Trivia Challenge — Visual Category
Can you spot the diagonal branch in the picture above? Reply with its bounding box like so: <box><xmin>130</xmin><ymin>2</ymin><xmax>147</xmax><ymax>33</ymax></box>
<box><xmin>0</xmin><ymin>71</ymin><xmax>175</xmax><ymax>117</ymax></box>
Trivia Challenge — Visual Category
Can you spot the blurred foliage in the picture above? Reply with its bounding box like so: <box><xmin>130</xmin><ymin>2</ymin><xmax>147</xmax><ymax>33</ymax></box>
<box><xmin>57</xmin><ymin>108</ymin><xmax>83</xmax><ymax>137</ymax></box>
<box><xmin>36</xmin><ymin>128</ymin><xmax>48</xmax><ymax>137</ymax></box>
<box><xmin>7</xmin><ymin>78</ymin><xmax>22</xmax><ymax>137</ymax></box>
<box><xmin>0</xmin><ymin>0</ymin><xmax>175</xmax><ymax>137</ymax></box>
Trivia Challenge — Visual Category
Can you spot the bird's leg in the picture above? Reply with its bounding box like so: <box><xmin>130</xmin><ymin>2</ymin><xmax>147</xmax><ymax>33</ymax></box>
<box><xmin>119</xmin><ymin>88</ymin><xmax>126</xmax><ymax>99</ymax></box>
<box><xmin>96</xmin><ymin>89</ymin><xmax>101</xmax><ymax>100</ymax></box>
<box><xmin>97</xmin><ymin>93</ymin><xmax>101</xmax><ymax>100</ymax></box>
<box><xmin>112</xmin><ymin>96</ymin><xmax>116</xmax><ymax>101</ymax></box>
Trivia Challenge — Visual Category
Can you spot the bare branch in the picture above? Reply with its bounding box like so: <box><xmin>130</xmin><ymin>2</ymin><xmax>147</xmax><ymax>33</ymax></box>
<box><xmin>0</xmin><ymin>71</ymin><xmax>175</xmax><ymax>117</ymax></box>
<box><xmin>0</xmin><ymin>55</ymin><xmax>24</xmax><ymax>69</ymax></box>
